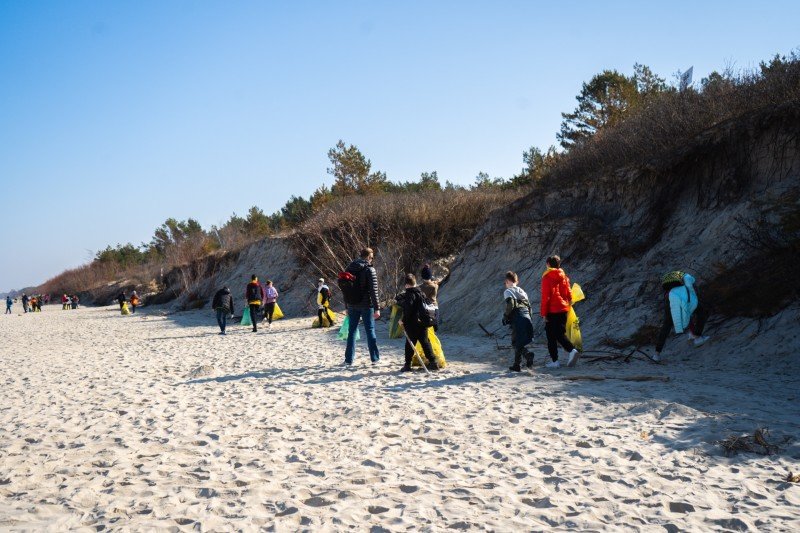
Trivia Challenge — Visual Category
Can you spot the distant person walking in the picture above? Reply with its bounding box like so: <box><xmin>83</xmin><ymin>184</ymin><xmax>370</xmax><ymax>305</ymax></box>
<box><xmin>5</xmin><ymin>295</ymin><xmax>12</xmax><ymax>314</ymax></box>
<box><xmin>503</xmin><ymin>271</ymin><xmax>535</xmax><ymax>372</ymax></box>
<box><xmin>245</xmin><ymin>275</ymin><xmax>265</xmax><ymax>333</ymax></box>
<box><xmin>22</xmin><ymin>294</ymin><xmax>29</xmax><ymax>313</ymax></box>
<box><xmin>129</xmin><ymin>291</ymin><xmax>139</xmax><ymax>313</ymax></box>
<box><xmin>316</xmin><ymin>278</ymin><xmax>334</xmax><ymax>327</ymax></box>
<box><xmin>262</xmin><ymin>280</ymin><xmax>278</xmax><ymax>328</ymax></box>
<box><xmin>541</xmin><ymin>255</ymin><xmax>580</xmax><ymax>368</ymax></box>
<box><xmin>211</xmin><ymin>286</ymin><xmax>234</xmax><ymax>335</ymax></box>
<box><xmin>117</xmin><ymin>291</ymin><xmax>126</xmax><ymax>310</ymax></box>
<box><xmin>654</xmin><ymin>271</ymin><xmax>710</xmax><ymax>362</ymax></box>
<box><xmin>340</xmin><ymin>248</ymin><xmax>381</xmax><ymax>367</ymax></box>
<box><xmin>398</xmin><ymin>273</ymin><xmax>438</xmax><ymax>372</ymax></box>
<box><xmin>62</xmin><ymin>294</ymin><xmax>69</xmax><ymax>310</ymax></box>
<box><xmin>71</xmin><ymin>294</ymin><xmax>79</xmax><ymax>310</ymax></box>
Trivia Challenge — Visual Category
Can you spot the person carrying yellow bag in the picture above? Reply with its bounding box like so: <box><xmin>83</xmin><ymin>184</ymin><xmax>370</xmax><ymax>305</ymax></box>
<box><xmin>397</xmin><ymin>273</ymin><xmax>440</xmax><ymax>372</ymax></box>
<box><xmin>262</xmin><ymin>280</ymin><xmax>281</xmax><ymax>328</ymax></box>
<box><xmin>541</xmin><ymin>255</ymin><xmax>581</xmax><ymax>368</ymax></box>
<box><xmin>313</xmin><ymin>278</ymin><xmax>336</xmax><ymax>328</ymax></box>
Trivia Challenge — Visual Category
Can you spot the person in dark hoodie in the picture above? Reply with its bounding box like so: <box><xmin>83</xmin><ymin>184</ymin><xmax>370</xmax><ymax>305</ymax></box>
<box><xmin>245</xmin><ymin>275</ymin><xmax>266</xmax><ymax>333</ymax></box>
<box><xmin>21</xmin><ymin>293</ymin><xmax>29</xmax><ymax>313</ymax></box>
<box><xmin>212</xmin><ymin>286</ymin><xmax>235</xmax><ymax>335</ymax></box>
<box><xmin>117</xmin><ymin>291</ymin><xmax>126</xmax><ymax>310</ymax></box>
<box><xmin>397</xmin><ymin>273</ymin><xmax>438</xmax><ymax>372</ymax></box>
<box><xmin>342</xmin><ymin>248</ymin><xmax>381</xmax><ymax>367</ymax></box>
<box><xmin>503</xmin><ymin>271</ymin><xmax>535</xmax><ymax>372</ymax></box>
<box><xmin>541</xmin><ymin>255</ymin><xmax>580</xmax><ymax>368</ymax></box>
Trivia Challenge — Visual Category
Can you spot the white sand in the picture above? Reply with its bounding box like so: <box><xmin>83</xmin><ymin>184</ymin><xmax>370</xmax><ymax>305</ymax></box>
<box><xmin>1</xmin><ymin>305</ymin><xmax>799</xmax><ymax>531</ymax></box>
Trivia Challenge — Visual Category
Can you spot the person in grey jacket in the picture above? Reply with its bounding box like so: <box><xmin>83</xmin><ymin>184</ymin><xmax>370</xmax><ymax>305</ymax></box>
<box><xmin>342</xmin><ymin>247</ymin><xmax>381</xmax><ymax>367</ymax></box>
<box><xmin>212</xmin><ymin>286</ymin><xmax>234</xmax><ymax>335</ymax></box>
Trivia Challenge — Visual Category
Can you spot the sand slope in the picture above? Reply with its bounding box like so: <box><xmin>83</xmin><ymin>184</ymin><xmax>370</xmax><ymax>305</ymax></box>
<box><xmin>1</xmin><ymin>305</ymin><xmax>798</xmax><ymax>531</ymax></box>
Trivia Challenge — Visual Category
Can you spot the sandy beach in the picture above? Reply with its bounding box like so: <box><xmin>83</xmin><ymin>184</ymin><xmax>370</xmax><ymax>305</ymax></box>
<box><xmin>1</xmin><ymin>305</ymin><xmax>798</xmax><ymax>531</ymax></box>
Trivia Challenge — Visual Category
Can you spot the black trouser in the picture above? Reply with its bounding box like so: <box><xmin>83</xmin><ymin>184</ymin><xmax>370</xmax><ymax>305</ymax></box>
<box><xmin>545</xmin><ymin>312</ymin><xmax>574</xmax><ymax>362</ymax></box>
<box><xmin>656</xmin><ymin>300</ymin><xmax>709</xmax><ymax>352</ymax></box>
<box><xmin>513</xmin><ymin>345</ymin><xmax>533</xmax><ymax>367</ymax></box>
<box><xmin>130</xmin><ymin>304</ymin><xmax>135</xmax><ymax>313</ymax></box>
<box><xmin>249</xmin><ymin>304</ymin><xmax>260</xmax><ymax>331</ymax></box>
<box><xmin>403</xmin><ymin>322</ymin><xmax>435</xmax><ymax>368</ymax></box>
<box><xmin>317</xmin><ymin>307</ymin><xmax>333</xmax><ymax>327</ymax></box>
<box><xmin>264</xmin><ymin>302</ymin><xmax>275</xmax><ymax>324</ymax></box>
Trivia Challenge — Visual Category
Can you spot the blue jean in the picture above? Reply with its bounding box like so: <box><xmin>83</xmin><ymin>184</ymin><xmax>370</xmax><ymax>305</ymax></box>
<box><xmin>344</xmin><ymin>307</ymin><xmax>380</xmax><ymax>364</ymax></box>
<box><xmin>216</xmin><ymin>308</ymin><xmax>228</xmax><ymax>332</ymax></box>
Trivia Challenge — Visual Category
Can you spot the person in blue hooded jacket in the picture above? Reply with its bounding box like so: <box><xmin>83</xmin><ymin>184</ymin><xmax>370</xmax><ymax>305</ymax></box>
<box><xmin>654</xmin><ymin>271</ymin><xmax>710</xmax><ymax>362</ymax></box>
<box><xmin>5</xmin><ymin>295</ymin><xmax>12</xmax><ymax>314</ymax></box>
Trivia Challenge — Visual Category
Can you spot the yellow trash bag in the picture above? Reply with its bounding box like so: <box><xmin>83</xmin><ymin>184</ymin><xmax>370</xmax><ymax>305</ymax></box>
<box><xmin>566</xmin><ymin>283</ymin><xmax>584</xmax><ymax>351</ymax></box>
<box><xmin>312</xmin><ymin>308</ymin><xmax>336</xmax><ymax>328</ymax></box>
<box><xmin>412</xmin><ymin>327</ymin><xmax>447</xmax><ymax>369</ymax></box>
<box><xmin>121</xmin><ymin>302</ymin><xmax>130</xmax><ymax>316</ymax></box>
<box><xmin>388</xmin><ymin>304</ymin><xmax>405</xmax><ymax>339</ymax></box>
<box><xmin>272</xmin><ymin>303</ymin><xmax>284</xmax><ymax>320</ymax></box>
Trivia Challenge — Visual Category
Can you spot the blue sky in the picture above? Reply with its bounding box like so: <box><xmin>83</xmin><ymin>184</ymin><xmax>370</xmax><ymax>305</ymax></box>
<box><xmin>1</xmin><ymin>1</ymin><xmax>798</xmax><ymax>290</ymax></box>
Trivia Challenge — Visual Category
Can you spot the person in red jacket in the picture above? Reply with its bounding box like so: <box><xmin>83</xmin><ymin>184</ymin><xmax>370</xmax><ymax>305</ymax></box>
<box><xmin>541</xmin><ymin>255</ymin><xmax>580</xmax><ymax>368</ymax></box>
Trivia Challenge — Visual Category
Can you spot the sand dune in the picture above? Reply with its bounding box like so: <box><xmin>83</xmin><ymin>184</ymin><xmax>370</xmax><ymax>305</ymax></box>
<box><xmin>1</xmin><ymin>305</ymin><xmax>798</xmax><ymax>531</ymax></box>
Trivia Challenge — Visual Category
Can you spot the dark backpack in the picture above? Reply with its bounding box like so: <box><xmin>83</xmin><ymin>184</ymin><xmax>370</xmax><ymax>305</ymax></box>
<box><xmin>338</xmin><ymin>265</ymin><xmax>366</xmax><ymax>305</ymax></box>
<box><xmin>246</xmin><ymin>283</ymin><xmax>260</xmax><ymax>301</ymax></box>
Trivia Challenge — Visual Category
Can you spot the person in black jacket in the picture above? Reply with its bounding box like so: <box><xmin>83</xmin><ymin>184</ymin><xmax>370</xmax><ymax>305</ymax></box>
<box><xmin>117</xmin><ymin>291</ymin><xmax>126</xmax><ymax>310</ymax></box>
<box><xmin>397</xmin><ymin>273</ymin><xmax>437</xmax><ymax>372</ymax></box>
<box><xmin>342</xmin><ymin>247</ymin><xmax>381</xmax><ymax>366</ymax></box>
<box><xmin>212</xmin><ymin>286</ymin><xmax>234</xmax><ymax>335</ymax></box>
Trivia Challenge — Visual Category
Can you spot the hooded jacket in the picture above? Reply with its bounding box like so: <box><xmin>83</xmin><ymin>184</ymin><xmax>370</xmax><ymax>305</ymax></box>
<box><xmin>246</xmin><ymin>280</ymin><xmax>265</xmax><ymax>305</ymax></box>
<box><xmin>397</xmin><ymin>286</ymin><xmax>426</xmax><ymax>327</ymax></box>
<box><xmin>212</xmin><ymin>288</ymin><xmax>234</xmax><ymax>313</ymax></box>
<box><xmin>541</xmin><ymin>268</ymin><xmax>572</xmax><ymax>317</ymax></box>
<box><xmin>264</xmin><ymin>286</ymin><xmax>278</xmax><ymax>304</ymax></box>
<box><xmin>667</xmin><ymin>273</ymin><xmax>698</xmax><ymax>334</ymax></box>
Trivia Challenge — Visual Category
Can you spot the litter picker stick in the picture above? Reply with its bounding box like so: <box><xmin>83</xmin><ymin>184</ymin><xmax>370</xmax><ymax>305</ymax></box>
<box><xmin>403</xmin><ymin>331</ymin><xmax>431</xmax><ymax>375</ymax></box>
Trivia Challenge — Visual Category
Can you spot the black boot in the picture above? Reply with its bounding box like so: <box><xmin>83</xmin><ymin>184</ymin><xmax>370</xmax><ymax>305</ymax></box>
<box><xmin>509</xmin><ymin>364</ymin><xmax>522</xmax><ymax>372</ymax></box>
<box><xmin>525</xmin><ymin>351</ymin><xmax>534</xmax><ymax>369</ymax></box>
<box><xmin>401</xmin><ymin>364</ymin><xmax>412</xmax><ymax>372</ymax></box>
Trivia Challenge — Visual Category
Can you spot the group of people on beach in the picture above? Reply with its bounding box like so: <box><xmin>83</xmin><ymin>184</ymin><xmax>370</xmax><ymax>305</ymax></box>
<box><xmin>5</xmin><ymin>293</ymin><xmax>76</xmax><ymax>313</ymax></box>
<box><xmin>60</xmin><ymin>294</ymin><xmax>80</xmax><ymax>310</ymax></box>
<box><xmin>210</xmin><ymin>277</ymin><xmax>280</xmax><ymax>335</ymax></box>
<box><xmin>200</xmin><ymin>246</ymin><xmax>711</xmax><ymax>372</ymax></box>
<box><xmin>116</xmin><ymin>291</ymin><xmax>140</xmax><ymax>315</ymax></box>
<box><xmin>16</xmin><ymin>293</ymin><xmax>47</xmax><ymax>313</ymax></box>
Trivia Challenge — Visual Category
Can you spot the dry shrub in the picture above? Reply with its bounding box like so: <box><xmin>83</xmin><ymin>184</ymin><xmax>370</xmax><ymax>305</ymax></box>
<box><xmin>289</xmin><ymin>188</ymin><xmax>521</xmax><ymax>304</ymax></box>
<box><xmin>703</xmin><ymin>191</ymin><xmax>800</xmax><ymax>318</ymax></box>
<box><xmin>717</xmin><ymin>428</ymin><xmax>789</xmax><ymax>456</ymax></box>
<box><xmin>544</xmin><ymin>58</ymin><xmax>800</xmax><ymax>187</ymax></box>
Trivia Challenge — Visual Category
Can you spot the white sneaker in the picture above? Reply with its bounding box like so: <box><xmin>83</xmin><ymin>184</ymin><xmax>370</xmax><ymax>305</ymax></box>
<box><xmin>567</xmin><ymin>349</ymin><xmax>580</xmax><ymax>367</ymax></box>
<box><xmin>693</xmin><ymin>336</ymin><xmax>710</xmax><ymax>347</ymax></box>
<box><xmin>652</xmin><ymin>353</ymin><xmax>661</xmax><ymax>362</ymax></box>
<box><xmin>545</xmin><ymin>360</ymin><xmax>561</xmax><ymax>369</ymax></box>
